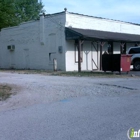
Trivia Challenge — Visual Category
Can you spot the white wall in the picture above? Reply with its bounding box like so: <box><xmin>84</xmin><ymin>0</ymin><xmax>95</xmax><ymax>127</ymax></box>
<box><xmin>0</xmin><ymin>13</ymin><xmax>66</xmax><ymax>71</ymax></box>
<box><xmin>65</xmin><ymin>40</ymin><xmax>100</xmax><ymax>71</ymax></box>
<box><xmin>44</xmin><ymin>14</ymin><xmax>65</xmax><ymax>71</ymax></box>
<box><xmin>65</xmin><ymin>40</ymin><xmax>137</xmax><ymax>71</ymax></box>
<box><xmin>66</xmin><ymin>12</ymin><xmax>140</xmax><ymax>35</ymax></box>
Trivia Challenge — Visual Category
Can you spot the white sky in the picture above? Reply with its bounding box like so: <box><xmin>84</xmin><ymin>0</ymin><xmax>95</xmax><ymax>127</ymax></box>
<box><xmin>41</xmin><ymin>0</ymin><xmax>140</xmax><ymax>24</ymax></box>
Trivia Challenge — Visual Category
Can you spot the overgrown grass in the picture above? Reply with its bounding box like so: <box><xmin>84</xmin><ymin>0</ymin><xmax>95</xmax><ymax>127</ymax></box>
<box><xmin>0</xmin><ymin>85</ymin><xmax>12</xmax><ymax>101</ymax></box>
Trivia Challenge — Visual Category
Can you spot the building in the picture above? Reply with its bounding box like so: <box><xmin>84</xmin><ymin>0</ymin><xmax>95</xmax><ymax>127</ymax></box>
<box><xmin>0</xmin><ymin>9</ymin><xmax>140</xmax><ymax>71</ymax></box>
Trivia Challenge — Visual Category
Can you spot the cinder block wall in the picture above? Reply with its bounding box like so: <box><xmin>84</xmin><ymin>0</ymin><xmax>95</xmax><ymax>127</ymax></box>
<box><xmin>0</xmin><ymin>12</ymin><xmax>66</xmax><ymax>71</ymax></box>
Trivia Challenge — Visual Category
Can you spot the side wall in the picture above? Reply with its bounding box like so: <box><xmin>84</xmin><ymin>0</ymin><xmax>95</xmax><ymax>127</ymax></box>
<box><xmin>65</xmin><ymin>40</ymin><xmax>135</xmax><ymax>71</ymax></box>
<box><xmin>66</xmin><ymin>41</ymin><xmax>94</xmax><ymax>71</ymax></box>
<box><xmin>0</xmin><ymin>13</ymin><xmax>66</xmax><ymax>70</ymax></box>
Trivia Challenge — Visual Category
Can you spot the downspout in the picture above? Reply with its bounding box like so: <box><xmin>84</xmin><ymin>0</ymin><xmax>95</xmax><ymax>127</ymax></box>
<box><xmin>39</xmin><ymin>13</ymin><xmax>45</xmax><ymax>45</ymax></box>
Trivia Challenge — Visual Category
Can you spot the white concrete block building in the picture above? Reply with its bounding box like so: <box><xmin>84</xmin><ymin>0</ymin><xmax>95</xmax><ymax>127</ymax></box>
<box><xmin>0</xmin><ymin>9</ymin><xmax>140</xmax><ymax>71</ymax></box>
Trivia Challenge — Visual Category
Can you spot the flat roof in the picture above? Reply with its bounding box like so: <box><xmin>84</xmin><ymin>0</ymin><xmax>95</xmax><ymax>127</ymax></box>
<box><xmin>68</xmin><ymin>12</ymin><xmax>140</xmax><ymax>26</ymax></box>
<box><xmin>45</xmin><ymin>10</ymin><xmax>140</xmax><ymax>26</ymax></box>
<box><xmin>65</xmin><ymin>27</ymin><xmax>140</xmax><ymax>42</ymax></box>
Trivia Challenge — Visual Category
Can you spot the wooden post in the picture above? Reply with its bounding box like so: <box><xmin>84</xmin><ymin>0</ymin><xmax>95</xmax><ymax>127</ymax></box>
<box><xmin>99</xmin><ymin>42</ymin><xmax>106</xmax><ymax>70</ymax></box>
<box><xmin>97</xmin><ymin>42</ymin><xmax>100</xmax><ymax>70</ymax></box>
<box><xmin>100</xmin><ymin>43</ymin><xmax>102</xmax><ymax>70</ymax></box>
<box><xmin>120</xmin><ymin>44</ymin><xmax>122</xmax><ymax>54</ymax></box>
<box><xmin>120</xmin><ymin>43</ymin><xmax>125</xmax><ymax>54</ymax></box>
<box><xmin>78</xmin><ymin>40</ymin><xmax>81</xmax><ymax>72</ymax></box>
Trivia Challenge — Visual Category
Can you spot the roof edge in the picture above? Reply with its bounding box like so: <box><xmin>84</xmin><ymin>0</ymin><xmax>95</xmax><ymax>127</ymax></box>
<box><xmin>67</xmin><ymin>11</ymin><xmax>140</xmax><ymax>26</ymax></box>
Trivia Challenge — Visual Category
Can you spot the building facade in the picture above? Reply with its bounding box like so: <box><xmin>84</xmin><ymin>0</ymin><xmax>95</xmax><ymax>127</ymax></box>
<box><xmin>0</xmin><ymin>10</ymin><xmax>140</xmax><ymax>71</ymax></box>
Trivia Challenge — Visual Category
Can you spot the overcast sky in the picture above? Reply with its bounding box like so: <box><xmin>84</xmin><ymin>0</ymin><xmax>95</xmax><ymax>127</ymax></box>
<box><xmin>41</xmin><ymin>0</ymin><xmax>140</xmax><ymax>24</ymax></box>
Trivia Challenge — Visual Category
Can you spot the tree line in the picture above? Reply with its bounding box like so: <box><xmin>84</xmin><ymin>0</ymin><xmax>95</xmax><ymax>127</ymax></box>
<box><xmin>0</xmin><ymin>0</ymin><xmax>44</xmax><ymax>30</ymax></box>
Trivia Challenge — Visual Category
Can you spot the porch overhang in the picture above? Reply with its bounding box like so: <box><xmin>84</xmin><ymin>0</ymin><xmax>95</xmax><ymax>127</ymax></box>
<box><xmin>65</xmin><ymin>27</ymin><xmax>140</xmax><ymax>43</ymax></box>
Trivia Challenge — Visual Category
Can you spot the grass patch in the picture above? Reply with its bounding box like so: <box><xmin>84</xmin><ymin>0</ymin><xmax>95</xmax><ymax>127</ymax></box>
<box><xmin>0</xmin><ymin>69</ymin><xmax>132</xmax><ymax>78</ymax></box>
<box><xmin>50</xmin><ymin>71</ymin><xmax>127</xmax><ymax>77</ymax></box>
<box><xmin>0</xmin><ymin>85</ymin><xmax>12</xmax><ymax>101</ymax></box>
<box><xmin>0</xmin><ymin>69</ymin><xmax>52</xmax><ymax>75</ymax></box>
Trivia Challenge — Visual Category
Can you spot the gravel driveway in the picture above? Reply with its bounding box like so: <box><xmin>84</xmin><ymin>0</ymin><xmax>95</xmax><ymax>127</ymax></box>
<box><xmin>0</xmin><ymin>72</ymin><xmax>140</xmax><ymax>140</ymax></box>
<box><xmin>0</xmin><ymin>72</ymin><xmax>139</xmax><ymax>112</ymax></box>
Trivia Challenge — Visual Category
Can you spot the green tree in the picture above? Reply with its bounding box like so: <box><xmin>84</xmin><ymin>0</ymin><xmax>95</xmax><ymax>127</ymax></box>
<box><xmin>0</xmin><ymin>0</ymin><xmax>18</xmax><ymax>30</ymax></box>
<box><xmin>0</xmin><ymin>0</ymin><xmax>44</xmax><ymax>30</ymax></box>
<box><xmin>15</xmin><ymin>0</ymin><xmax>44</xmax><ymax>23</ymax></box>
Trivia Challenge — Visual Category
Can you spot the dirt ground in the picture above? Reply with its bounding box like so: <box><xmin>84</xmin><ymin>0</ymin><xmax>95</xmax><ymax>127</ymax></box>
<box><xmin>0</xmin><ymin>85</ymin><xmax>12</xmax><ymax>101</ymax></box>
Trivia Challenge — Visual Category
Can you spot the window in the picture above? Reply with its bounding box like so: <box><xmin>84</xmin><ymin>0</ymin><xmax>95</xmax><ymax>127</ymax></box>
<box><xmin>129</xmin><ymin>48</ymin><xmax>140</xmax><ymax>54</ymax></box>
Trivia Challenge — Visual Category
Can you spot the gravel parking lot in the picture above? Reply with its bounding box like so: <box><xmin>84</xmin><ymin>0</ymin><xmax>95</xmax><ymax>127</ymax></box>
<box><xmin>0</xmin><ymin>71</ymin><xmax>140</xmax><ymax>140</ymax></box>
<box><xmin>0</xmin><ymin>71</ymin><xmax>139</xmax><ymax>112</ymax></box>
